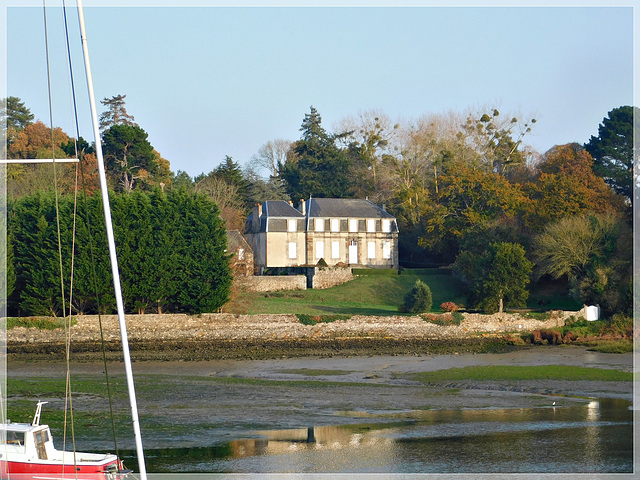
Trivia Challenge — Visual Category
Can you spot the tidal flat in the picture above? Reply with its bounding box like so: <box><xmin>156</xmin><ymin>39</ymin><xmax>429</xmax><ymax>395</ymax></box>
<box><xmin>7</xmin><ymin>346</ymin><xmax>633</xmax><ymax>452</ymax></box>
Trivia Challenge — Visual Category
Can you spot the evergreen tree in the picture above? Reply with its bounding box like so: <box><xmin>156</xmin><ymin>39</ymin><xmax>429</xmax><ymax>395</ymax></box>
<box><xmin>1</xmin><ymin>96</ymin><xmax>34</xmax><ymax>131</ymax></box>
<box><xmin>99</xmin><ymin>94</ymin><xmax>137</xmax><ymax>131</ymax></box>
<box><xmin>280</xmin><ymin>106</ymin><xmax>353</xmax><ymax>200</ymax></box>
<box><xmin>213</xmin><ymin>156</ymin><xmax>250</xmax><ymax>205</ymax></box>
<box><xmin>400</xmin><ymin>279</ymin><xmax>433</xmax><ymax>313</ymax></box>
<box><xmin>8</xmin><ymin>190</ymin><xmax>232</xmax><ymax>316</ymax></box>
<box><xmin>584</xmin><ymin>106</ymin><xmax>638</xmax><ymax>204</ymax></box>
<box><xmin>454</xmin><ymin>242</ymin><xmax>532</xmax><ymax>314</ymax></box>
<box><xmin>102</xmin><ymin>124</ymin><xmax>155</xmax><ymax>192</ymax></box>
<box><xmin>11</xmin><ymin>192</ymin><xmax>73</xmax><ymax>316</ymax></box>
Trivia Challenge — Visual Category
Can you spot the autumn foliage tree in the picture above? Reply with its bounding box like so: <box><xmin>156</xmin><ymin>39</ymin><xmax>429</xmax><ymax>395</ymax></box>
<box><xmin>419</xmin><ymin>162</ymin><xmax>526</xmax><ymax>261</ymax></box>
<box><xmin>523</xmin><ymin>143</ymin><xmax>623</xmax><ymax>230</ymax></box>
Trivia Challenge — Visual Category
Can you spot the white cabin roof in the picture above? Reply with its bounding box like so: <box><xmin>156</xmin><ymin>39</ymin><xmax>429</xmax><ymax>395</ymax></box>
<box><xmin>1</xmin><ymin>422</ymin><xmax>47</xmax><ymax>433</ymax></box>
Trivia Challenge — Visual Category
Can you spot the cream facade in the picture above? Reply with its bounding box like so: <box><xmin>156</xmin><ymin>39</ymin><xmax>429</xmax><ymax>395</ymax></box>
<box><xmin>245</xmin><ymin>199</ymin><xmax>399</xmax><ymax>274</ymax></box>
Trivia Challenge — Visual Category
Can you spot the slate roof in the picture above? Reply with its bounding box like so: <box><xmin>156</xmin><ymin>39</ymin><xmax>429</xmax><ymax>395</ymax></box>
<box><xmin>263</xmin><ymin>200</ymin><xmax>305</xmax><ymax>217</ymax></box>
<box><xmin>307</xmin><ymin>198</ymin><xmax>394</xmax><ymax>219</ymax></box>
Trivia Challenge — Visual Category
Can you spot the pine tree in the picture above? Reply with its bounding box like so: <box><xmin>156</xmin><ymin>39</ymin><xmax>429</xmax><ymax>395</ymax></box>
<box><xmin>281</xmin><ymin>106</ymin><xmax>353</xmax><ymax>200</ymax></box>
<box><xmin>99</xmin><ymin>94</ymin><xmax>137</xmax><ymax>131</ymax></box>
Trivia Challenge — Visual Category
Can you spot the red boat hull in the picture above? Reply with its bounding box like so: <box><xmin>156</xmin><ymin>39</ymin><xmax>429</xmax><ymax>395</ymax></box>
<box><xmin>1</xmin><ymin>458</ymin><xmax>124</xmax><ymax>480</ymax></box>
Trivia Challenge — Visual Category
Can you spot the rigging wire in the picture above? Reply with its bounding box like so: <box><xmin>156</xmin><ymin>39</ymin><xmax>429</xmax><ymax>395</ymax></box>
<box><xmin>42</xmin><ymin>1</ymin><xmax>78</xmax><ymax>473</ymax></box>
<box><xmin>61</xmin><ymin>0</ymin><xmax>121</xmax><ymax>458</ymax></box>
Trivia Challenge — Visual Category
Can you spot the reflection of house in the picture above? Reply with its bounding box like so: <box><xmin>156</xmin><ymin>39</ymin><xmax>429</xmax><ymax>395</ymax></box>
<box><xmin>226</xmin><ymin>230</ymin><xmax>253</xmax><ymax>276</ymax></box>
<box><xmin>245</xmin><ymin>198</ymin><xmax>399</xmax><ymax>274</ymax></box>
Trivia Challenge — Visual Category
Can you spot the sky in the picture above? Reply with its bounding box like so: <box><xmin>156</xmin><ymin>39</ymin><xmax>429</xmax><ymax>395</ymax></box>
<box><xmin>2</xmin><ymin>1</ymin><xmax>637</xmax><ymax>178</ymax></box>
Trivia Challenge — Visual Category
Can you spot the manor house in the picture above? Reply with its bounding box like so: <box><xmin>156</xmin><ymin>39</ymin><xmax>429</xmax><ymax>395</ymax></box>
<box><xmin>244</xmin><ymin>198</ymin><xmax>399</xmax><ymax>274</ymax></box>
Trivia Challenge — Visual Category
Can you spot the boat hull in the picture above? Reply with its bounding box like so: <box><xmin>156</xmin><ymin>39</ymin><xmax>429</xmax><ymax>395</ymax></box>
<box><xmin>1</xmin><ymin>458</ymin><xmax>127</xmax><ymax>480</ymax></box>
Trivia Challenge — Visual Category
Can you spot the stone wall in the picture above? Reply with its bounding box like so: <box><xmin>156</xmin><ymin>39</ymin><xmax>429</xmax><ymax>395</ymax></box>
<box><xmin>239</xmin><ymin>275</ymin><xmax>307</xmax><ymax>292</ymax></box>
<box><xmin>311</xmin><ymin>267</ymin><xmax>353</xmax><ymax>289</ymax></box>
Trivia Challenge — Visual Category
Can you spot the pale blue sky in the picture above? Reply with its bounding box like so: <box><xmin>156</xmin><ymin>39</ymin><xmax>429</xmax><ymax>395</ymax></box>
<box><xmin>2</xmin><ymin>1</ymin><xmax>636</xmax><ymax>177</ymax></box>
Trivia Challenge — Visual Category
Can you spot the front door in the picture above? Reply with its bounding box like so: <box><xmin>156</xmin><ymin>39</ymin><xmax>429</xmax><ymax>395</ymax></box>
<box><xmin>348</xmin><ymin>241</ymin><xmax>358</xmax><ymax>264</ymax></box>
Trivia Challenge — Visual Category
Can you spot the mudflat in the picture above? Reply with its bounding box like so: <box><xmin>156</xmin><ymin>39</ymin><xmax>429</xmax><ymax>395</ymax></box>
<box><xmin>7</xmin><ymin>346</ymin><xmax>633</xmax><ymax>450</ymax></box>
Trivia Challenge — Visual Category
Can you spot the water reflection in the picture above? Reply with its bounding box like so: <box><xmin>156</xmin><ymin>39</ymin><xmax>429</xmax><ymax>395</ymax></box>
<box><xmin>123</xmin><ymin>399</ymin><xmax>633</xmax><ymax>473</ymax></box>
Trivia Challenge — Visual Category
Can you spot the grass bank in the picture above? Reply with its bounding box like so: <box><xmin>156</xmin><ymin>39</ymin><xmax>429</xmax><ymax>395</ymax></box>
<box><xmin>226</xmin><ymin>268</ymin><xmax>582</xmax><ymax>316</ymax></box>
<box><xmin>228</xmin><ymin>269</ymin><xmax>464</xmax><ymax>316</ymax></box>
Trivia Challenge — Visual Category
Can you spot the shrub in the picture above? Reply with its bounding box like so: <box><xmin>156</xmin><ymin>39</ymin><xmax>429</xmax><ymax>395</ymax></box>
<box><xmin>452</xmin><ymin>311</ymin><xmax>464</xmax><ymax>324</ymax></box>
<box><xmin>6</xmin><ymin>316</ymin><xmax>76</xmax><ymax>330</ymax></box>
<box><xmin>400</xmin><ymin>280</ymin><xmax>432</xmax><ymax>313</ymax></box>
<box><xmin>440</xmin><ymin>302</ymin><xmax>459</xmax><ymax>312</ymax></box>
<box><xmin>530</xmin><ymin>328</ymin><xmax>563</xmax><ymax>345</ymax></box>
<box><xmin>296</xmin><ymin>314</ymin><xmax>351</xmax><ymax>325</ymax></box>
<box><xmin>421</xmin><ymin>312</ymin><xmax>463</xmax><ymax>326</ymax></box>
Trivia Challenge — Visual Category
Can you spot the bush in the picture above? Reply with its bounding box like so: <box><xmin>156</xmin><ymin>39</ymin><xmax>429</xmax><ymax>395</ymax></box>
<box><xmin>421</xmin><ymin>312</ymin><xmax>463</xmax><ymax>326</ymax></box>
<box><xmin>400</xmin><ymin>280</ymin><xmax>432</xmax><ymax>313</ymax></box>
<box><xmin>296</xmin><ymin>314</ymin><xmax>351</xmax><ymax>325</ymax></box>
<box><xmin>440</xmin><ymin>301</ymin><xmax>459</xmax><ymax>312</ymax></box>
<box><xmin>6</xmin><ymin>316</ymin><xmax>76</xmax><ymax>330</ymax></box>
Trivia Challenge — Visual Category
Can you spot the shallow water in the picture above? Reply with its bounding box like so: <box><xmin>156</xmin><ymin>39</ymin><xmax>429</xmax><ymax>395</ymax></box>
<box><xmin>122</xmin><ymin>398</ymin><xmax>633</xmax><ymax>474</ymax></box>
<box><xmin>9</xmin><ymin>348</ymin><xmax>634</xmax><ymax>475</ymax></box>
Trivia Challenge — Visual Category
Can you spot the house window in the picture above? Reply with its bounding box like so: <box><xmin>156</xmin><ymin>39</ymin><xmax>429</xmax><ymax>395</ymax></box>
<box><xmin>383</xmin><ymin>241</ymin><xmax>391</xmax><ymax>259</ymax></box>
<box><xmin>288</xmin><ymin>242</ymin><xmax>297</xmax><ymax>259</ymax></box>
<box><xmin>332</xmin><ymin>241</ymin><xmax>340</xmax><ymax>259</ymax></box>
<box><xmin>368</xmin><ymin>241</ymin><xmax>376</xmax><ymax>259</ymax></box>
<box><xmin>349</xmin><ymin>219</ymin><xmax>358</xmax><ymax>232</ymax></box>
<box><xmin>382</xmin><ymin>219</ymin><xmax>392</xmax><ymax>233</ymax></box>
<box><xmin>331</xmin><ymin>218</ymin><xmax>340</xmax><ymax>232</ymax></box>
<box><xmin>238</xmin><ymin>248</ymin><xmax>244</xmax><ymax>260</ymax></box>
<box><xmin>288</xmin><ymin>219</ymin><xmax>297</xmax><ymax>232</ymax></box>
<box><xmin>315</xmin><ymin>218</ymin><xmax>324</xmax><ymax>232</ymax></box>
<box><xmin>316</xmin><ymin>241</ymin><xmax>325</xmax><ymax>260</ymax></box>
<box><xmin>367</xmin><ymin>219</ymin><xmax>376</xmax><ymax>232</ymax></box>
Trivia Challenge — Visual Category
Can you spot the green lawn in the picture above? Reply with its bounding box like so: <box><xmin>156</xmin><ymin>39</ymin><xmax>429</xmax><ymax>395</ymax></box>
<box><xmin>227</xmin><ymin>268</ymin><xmax>580</xmax><ymax>316</ymax></box>
<box><xmin>228</xmin><ymin>269</ymin><xmax>467</xmax><ymax>316</ymax></box>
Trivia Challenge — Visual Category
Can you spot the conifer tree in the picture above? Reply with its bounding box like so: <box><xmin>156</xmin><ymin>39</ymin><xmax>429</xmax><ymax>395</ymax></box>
<box><xmin>99</xmin><ymin>94</ymin><xmax>137</xmax><ymax>131</ymax></box>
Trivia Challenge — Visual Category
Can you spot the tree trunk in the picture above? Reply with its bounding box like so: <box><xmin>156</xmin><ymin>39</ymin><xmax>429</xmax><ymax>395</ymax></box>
<box><xmin>498</xmin><ymin>296</ymin><xmax>504</xmax><ymax>313</ymax></box>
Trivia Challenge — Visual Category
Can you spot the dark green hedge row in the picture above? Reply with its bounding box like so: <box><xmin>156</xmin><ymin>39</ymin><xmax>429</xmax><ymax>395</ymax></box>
<box><xmin>6</xmin><ymin>189</ymin><xmax>231</xmax><ymax>316</ymax></box>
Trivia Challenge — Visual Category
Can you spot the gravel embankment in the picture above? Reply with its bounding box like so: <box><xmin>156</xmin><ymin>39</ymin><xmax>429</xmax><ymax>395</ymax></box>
<box><xmin>6</xmin><ymin>311</ymin><xmax>575</xmax><ymax>361</ymax></box>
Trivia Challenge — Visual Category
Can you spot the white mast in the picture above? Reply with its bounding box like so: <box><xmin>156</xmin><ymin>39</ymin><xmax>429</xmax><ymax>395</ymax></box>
<box><xmin>75</xmin><ymin>2</ymin><xmax>147</xmax><ymax>479</ymax></box>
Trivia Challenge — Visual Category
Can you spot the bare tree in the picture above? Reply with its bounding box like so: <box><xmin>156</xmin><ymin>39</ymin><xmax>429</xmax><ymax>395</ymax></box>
<box><xmin>194</xmin><ymin>175</ymin><xmax>243</xmax><ymax>213</ymax></box>
<box><xmin>249</xmin><ymin>139</ymin><xmax>292</xmax><ymax>177</ymax></box>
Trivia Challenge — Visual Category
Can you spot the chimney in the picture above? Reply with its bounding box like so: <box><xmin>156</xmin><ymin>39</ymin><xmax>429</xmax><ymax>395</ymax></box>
<box><xmin>257</xmin><ymin>203</ymin><xmax>263</xmax><ymax>216</ymax></box>
<box><xmin>300</xmin><ymin>199</ymin><xmax>306</xmax><ymax>215</ymax></box>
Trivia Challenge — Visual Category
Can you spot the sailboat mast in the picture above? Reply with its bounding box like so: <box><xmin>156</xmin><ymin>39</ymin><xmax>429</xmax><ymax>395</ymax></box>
<box><xmin>75</xmin><ymin>2</ymin><xmax>147</xmax><ymax>479</ymax></box>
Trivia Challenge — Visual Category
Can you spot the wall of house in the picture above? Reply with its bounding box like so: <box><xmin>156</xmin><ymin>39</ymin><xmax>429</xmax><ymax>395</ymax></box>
<box><xmin>244</xmin><ymin>232</ymin><xmax>266</xmax><ymax>274</ymax></box>
<box><xmin>306</xmin><ymin>230</ymin><xmax>398</xmax><ymax>269</ymax></box>
<box><xmin>265</xmin><ymin>231</ymin><xmax>307</xmax><ymax>268</ymax></box>
<box><xmin>245</xmin><ymin>231</ymin><xmax>307</xmax><ymax>274</ymax></box>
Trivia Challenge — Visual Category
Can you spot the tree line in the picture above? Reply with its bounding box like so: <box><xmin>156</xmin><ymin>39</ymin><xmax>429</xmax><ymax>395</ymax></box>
<box><xmin>4</xmin><ymin>189</ymin><xmax>231</xmax><ymax>316</ymax></box>
<box><xmin>1</xmin><ymin>96</ymin><xmax>635</xmax><ymax>316</ymax></box>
